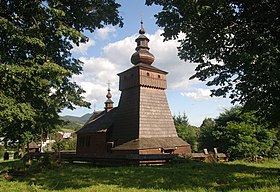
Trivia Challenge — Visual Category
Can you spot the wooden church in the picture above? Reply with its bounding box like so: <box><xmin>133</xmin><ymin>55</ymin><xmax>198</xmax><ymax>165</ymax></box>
<box><xmin>76</xmin><ymin>22</ymin><xmax>191</xmax><ymax>158</ymax></box>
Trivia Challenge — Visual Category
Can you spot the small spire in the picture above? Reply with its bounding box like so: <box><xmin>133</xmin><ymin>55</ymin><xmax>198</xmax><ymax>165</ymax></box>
<box><xmin>105</xmin><ymin>81</ymin><xmax>113</xmax><ymax>112</ymax></box>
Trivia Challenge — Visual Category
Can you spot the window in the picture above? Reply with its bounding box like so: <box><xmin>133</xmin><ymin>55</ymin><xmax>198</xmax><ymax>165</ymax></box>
<box><xmin>158</xmin><ymin>75</ymin><xmax>161</xmax><ymax>78</ymax></box>
<box><xmin>147</xmin><ymin>72</ymin><xmax>150</xmax><ymax>76</ymax></box>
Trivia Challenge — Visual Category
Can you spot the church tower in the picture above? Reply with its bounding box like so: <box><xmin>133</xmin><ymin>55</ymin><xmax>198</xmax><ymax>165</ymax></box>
<box><xmin>104</xmin><ymin>84</ymin><xmax>114</xmax><ymax>112</ymax></box>
<box><xmin>110</xmin><ymin>22</ymin><xmax>191</xmax><ymax>154</ymax></box>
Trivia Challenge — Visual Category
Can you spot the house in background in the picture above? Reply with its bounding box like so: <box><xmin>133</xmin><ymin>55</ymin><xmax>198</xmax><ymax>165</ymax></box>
<box><xmin>76</xmin><ymin>22</ymin><xmax>191</xmax><ymax>157</ymax></box>
<box><xmin>56</xmin><ymin>132</ymin><xmax>73</xmax><ymax>140</ymax></box>
<box><xmin>26</xmin><ymin>141</ymin><xmax>40</xmax><ymax>153</ymax></box>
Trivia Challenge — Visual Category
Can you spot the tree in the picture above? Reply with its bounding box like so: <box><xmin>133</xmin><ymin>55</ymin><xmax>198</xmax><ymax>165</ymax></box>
<box><xmin>173</xmin><ymin>113</ymin><xmax>199</xmax><ymax>152</ymax></box>
<box><xmin>0</xmin><ymin>0</ymin><xmax>123</xmax><ymax>147</ymax></box>
<box><xmin>199</xmin><ymin>106</ymin><xmax>278</xmax><ymax>160</ymax></box>
<box><xmin>199</xmin><ymin>118</ymin><xmax>216</xmax><ymax>151</ymax></box>
<box><xmin>146</xmin><ymin>0</ymin><xmax>280</xmax><ymax>126</ymax></box>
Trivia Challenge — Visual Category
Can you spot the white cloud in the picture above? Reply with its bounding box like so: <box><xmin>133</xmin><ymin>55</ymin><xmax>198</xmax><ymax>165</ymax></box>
<box><xmin>95</xmin><ymin>26</ymin><xmax>116</xmax><ymax>40</ymax></box>
<box><xmin>71</xmin><ymin>39</ymin><xmax>96</xmax><ymax>55</ymax></box>
<box><xmin>146</xmin><ymin>30</ymin><xmax>198</xmax><ymax>89</ymax></box>
<box><xmin>181</xmin><ymin>88</ymin><xmax>212</xmax><ymax>100</ymax></box>
<box><xmin>72</xmin><ymin>56</ymin><xmax>120</xmax><ymax>108</ymax></box>
<box><xmin>102</xmin><ymin>35</ymin><xmax>136</xmax><ymax>67</ymax></box>
<box><xmin>80</xmin><ymin>82</ymin><xmax>107</xmax><ymax>103</ymax></box>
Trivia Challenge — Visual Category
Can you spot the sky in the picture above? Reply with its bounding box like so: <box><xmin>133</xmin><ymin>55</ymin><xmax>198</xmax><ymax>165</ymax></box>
<box><xmin>61</xmin><ymin>0</ymin><xmax>234</xmax><ymax>126</ymax></box>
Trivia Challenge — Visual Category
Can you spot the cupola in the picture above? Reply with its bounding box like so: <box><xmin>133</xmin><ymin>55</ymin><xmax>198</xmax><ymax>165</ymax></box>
<box><xmin>130</xmin><ymin>21</ymin><xmax>155</xmax><ymax>65</ymax></box>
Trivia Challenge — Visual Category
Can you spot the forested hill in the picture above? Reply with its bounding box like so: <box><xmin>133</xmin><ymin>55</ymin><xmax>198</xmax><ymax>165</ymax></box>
<box><xmin>61</xmin><ymin>113</ymin><xmax>91</xmax><ymax>124</ymax></box>
<box><xmin>60</xmin><ymin>113</ymin><xmax>91</xmax><ymax>131</ymax></box>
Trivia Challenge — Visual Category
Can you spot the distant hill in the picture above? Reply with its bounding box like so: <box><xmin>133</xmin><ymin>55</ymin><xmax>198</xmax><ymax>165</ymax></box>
<box><xmin>79</xmin><ymin>113</ymin><xmax>92</xmax><ymax>123</ymax></box>
<box><xmin>60</xmin><ymin>113</ymin><xmax>92</xmax><ymax>131</ymax></box>
<box><xmin>61</xmin><ymin>113</ymin><xmax>91</xmax><ymax>124</ymax></box>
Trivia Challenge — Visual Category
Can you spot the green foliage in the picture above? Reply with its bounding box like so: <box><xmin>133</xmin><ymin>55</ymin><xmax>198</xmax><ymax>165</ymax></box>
<box><xmin>0</xmin><ymin>151</ymin><xmax>4</xmax><ymax>160</ymax></box>
<box><xmin>0</xmin><ymin>1</ymin><xmax>123</xmax><ymax>146</ymax></box>
<box><xmin>146</xmin><ymin>0</ymin><xmax>280</xmax><ymax>126</ymax></box>
<box><xmin>61</xmin><ymin>113</ymin><xmax>92</xmax><ymax>124</ymax></box>
<box><xmin>224</xmin><ymin>122</ymin><xmax>276</xmax><ymax>159</ymax></box>
<box><xmin>1</xmin><ymin>159</ymin><xmax>280</xmax><ymax>191</ymax></box>
<box><xmin>174</xmin><ymin>113</ymin><xmax>199</xmax><ymax>152</ymax></box>
<box><xmin>199</xmin><ymin>118</ymin><xmax>216</xmax><ymax>151</ymax></box>
<box><xmin>63</xmin><ymin>138</ymin><xmax>77</xmax><ymax>150</ymax></box>
<box><xmin>52</xmin><ymin>138</ymin><xmax>77</xmax><ymax>151</ymax></box>
<box><xmin>199</xmin><ymin>106</ymin><xmax>279</xmax><ymax>160</ymax></box>
<box><xmin>62</xmin><ymin>120</ymin><xmax>83</xmax><ymax>131</ymax></box>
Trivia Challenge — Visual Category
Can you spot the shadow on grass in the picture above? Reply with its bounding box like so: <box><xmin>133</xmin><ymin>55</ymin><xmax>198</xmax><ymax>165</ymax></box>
<box><xmin>1</xmin><ymin>159</ymin><xmax>280</xmax><ymax>191</ymax></box>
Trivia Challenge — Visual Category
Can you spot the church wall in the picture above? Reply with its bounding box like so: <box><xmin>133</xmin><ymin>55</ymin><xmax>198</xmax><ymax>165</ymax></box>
<box><xmin>139</xmin><ymin>146</ymin><xmax>191</xmax><ymax>154</ymax></box>
<box><xmin>111</xmin><ymin>86</ymin><xmax>140</xmax><ymax>145</ymax></box>
<box><xmin>76</xmin><ymin>132</ymin><xmax>107</xmax><ymax>155</ymax></box>
<box><xmin>110</xmin><ymin>146</ymin><xmax>191</xmax><ymax>155</ymax></box>
<box><xmin>139</xmin><ymin>69</ymin><xmax>167</xmax><ymax>89</ymax></box>
<box><xmin>119</xmin><ymin>67</ymin><xmax>139</xmax><ymax>91</ymax></box>
<box><xmin>174</xmin><ymin>146</ymin><xmax>192</xmax><ymax>154</ymax></box>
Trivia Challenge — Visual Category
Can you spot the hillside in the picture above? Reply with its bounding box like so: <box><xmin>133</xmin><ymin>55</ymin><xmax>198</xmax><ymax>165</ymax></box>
<box><xmin>60</xmin><ymin>113</ymin><xmax>92</xmax><ymax>131</ymax></box>
<box><xmin>61</xmin><ymin>113</ymin><xmax>91</xmax><ymax>124</ymax></box>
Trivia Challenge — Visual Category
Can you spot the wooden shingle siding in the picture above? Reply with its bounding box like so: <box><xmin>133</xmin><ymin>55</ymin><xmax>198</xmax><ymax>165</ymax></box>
<box><xmin>139</xmin><ymin>87</ymin><xmax>177</xmax><ymax>138</ymax></box>
<box><xmin>111</xmin><ymin>86</ymin><xmax>140</xmax><ymax>145</ymax></box>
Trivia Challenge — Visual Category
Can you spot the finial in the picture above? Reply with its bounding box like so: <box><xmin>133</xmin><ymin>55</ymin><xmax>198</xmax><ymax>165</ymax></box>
<box><xmin>107</xmin><ymin>80</ymin><xmax>111</xmax><ymax>90</ymax></box>
<box><xmin>139</xmin><ymin>20</ymin><xmax>145</xmax><ymax>34</ymax></box>
<box><xmin>106</xmin><ymin>81</ymin><xmax>112</xmax><ymax>99</ymax></box>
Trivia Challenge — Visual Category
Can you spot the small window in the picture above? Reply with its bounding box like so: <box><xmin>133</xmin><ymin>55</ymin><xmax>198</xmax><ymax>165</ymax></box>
<box><xmin>158</xmin><ymin>75</ymin><xmax>161</xmax><ymax>78</ymax></box>
<box><xmin>147</xmin><ymin>72</ymin><xmax>150</xmax><ymax>76</ymax></box>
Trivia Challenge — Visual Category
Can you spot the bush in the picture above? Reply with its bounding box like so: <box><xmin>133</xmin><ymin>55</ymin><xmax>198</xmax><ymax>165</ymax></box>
<box><xmin>199</xmin><ymin>106</ymin><xmax>279</xmax><ymax>160</ymax></box>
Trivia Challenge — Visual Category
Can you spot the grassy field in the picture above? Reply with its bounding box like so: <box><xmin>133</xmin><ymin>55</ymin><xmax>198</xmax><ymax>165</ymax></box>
<box><xmin>0</xmin><ymin>158</ymin><xmax>279</xmax><ymax>192</ymax></box>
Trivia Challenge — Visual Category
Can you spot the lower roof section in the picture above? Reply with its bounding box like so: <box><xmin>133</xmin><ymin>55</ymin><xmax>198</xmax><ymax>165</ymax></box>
<box><xmin>111</xmin><ymin>137</ymin><xmax>190</xmax><ymax>151</ymax></box>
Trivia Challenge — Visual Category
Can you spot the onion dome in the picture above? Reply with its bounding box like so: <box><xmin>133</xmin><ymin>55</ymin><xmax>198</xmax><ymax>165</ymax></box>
<box><xmin>131</xmin><ymin>21</ymin><xmax>155</xmax><ymax>65</ymax></box>
<box><xmin>106</xmin><ymin>88</ymin><xmax>112</xmax><ymax>100</ymax></box>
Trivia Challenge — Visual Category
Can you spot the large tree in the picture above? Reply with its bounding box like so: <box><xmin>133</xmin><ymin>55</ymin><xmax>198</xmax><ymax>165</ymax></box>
<box><xmin>0</xmin><ymin>0</ymin><xmax>123</xmax><ymax>146</ymax></box>
<box><xmin>146</xmin><ymin>0</ymin><xmax>280</xmax><ymax>126</ymax></box>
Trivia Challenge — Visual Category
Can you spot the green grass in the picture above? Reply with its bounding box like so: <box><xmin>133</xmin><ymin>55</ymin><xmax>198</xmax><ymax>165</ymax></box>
<box><xmin>0</xmin><ymin>159</ymin><xmax>279</xmax><ymax>192</ymax></box>
<box><xmin>60</xmin><ymin>128</ymin><xmax>76</xmax><ymax>133</ymax></box>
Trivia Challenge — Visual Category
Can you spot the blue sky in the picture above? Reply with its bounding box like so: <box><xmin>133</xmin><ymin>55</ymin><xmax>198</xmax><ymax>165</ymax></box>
<box><xmin>61</xmin><ymin>0</ymin><xmax>234</xmax><ymax>126</ymax></box>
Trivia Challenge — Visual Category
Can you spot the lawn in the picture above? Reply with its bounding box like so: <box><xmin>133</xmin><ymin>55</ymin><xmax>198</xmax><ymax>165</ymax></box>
<box><xmin>0</xmin><ymin>158</ymin><xmax>279</xmax><ymax>192</ymax></box>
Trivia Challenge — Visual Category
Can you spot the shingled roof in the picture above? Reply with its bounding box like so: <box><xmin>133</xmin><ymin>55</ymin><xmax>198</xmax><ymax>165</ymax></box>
<box><xmin>112</xmin><ymin>137</ymin><xmax>189</xmax><ymax>150</ymax></box>
<box><xmin>28</xmin><ymin>141</ymin><xmax>39</xmax><ymax>149</ymax></box>
<box><xmin>76</xmin><ymin>107</ymin><xmax>118</xmax><ymax>134</ymax></box>
<box><xmin>118</xmin><ymin>62</ymin><xmax>168</xmax><ymax>76</ymax></box>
